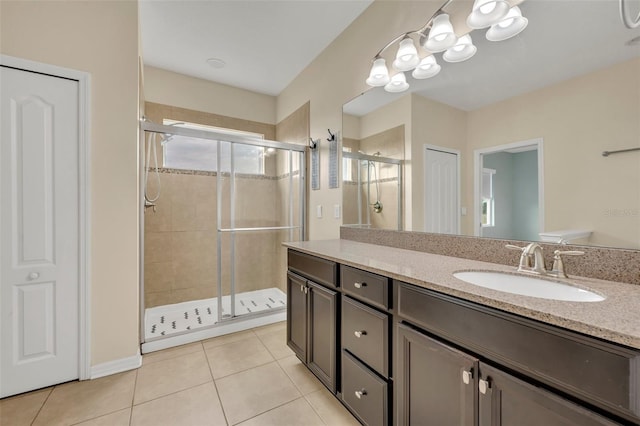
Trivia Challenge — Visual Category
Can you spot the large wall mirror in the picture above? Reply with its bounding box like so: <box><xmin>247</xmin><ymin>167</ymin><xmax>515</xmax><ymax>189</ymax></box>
<box><xmin>342</xmin><ymin>0</ymin><xmax>640</xmax><ymax>250</ymax></box>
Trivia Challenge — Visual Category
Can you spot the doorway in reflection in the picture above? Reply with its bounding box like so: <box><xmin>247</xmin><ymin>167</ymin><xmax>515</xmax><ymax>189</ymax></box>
<box><xmin>475</xmin><ymin>139</ymin><xmax>543</xmax><ymax>241</ymax></box>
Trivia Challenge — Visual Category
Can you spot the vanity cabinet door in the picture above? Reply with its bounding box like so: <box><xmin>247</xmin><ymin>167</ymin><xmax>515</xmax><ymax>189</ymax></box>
<box><xmin>307</xmin><ymin>280</ymin><xmax>338</xmax><ymax>394</ymax></box>
<box><xmin>286</xmin><ymin>272</ymin><xmax>308</xmax><ymax>362</ymax></box>
<box><xmin>396</xmin><ymin>323</ymin><xmax>478</xmax><ymax>426</ymax></box>
<box><xmin>478</xmin><ymin>363</ymin><xmax>620</xmax><ymax>426</ymax></box>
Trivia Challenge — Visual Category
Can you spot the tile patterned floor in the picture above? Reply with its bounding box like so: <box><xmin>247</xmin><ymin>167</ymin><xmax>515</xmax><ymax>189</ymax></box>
<box><xmin>0</xmin><ymin>321</ymin><xmax>360</xmax><ymax>426</ymax></box>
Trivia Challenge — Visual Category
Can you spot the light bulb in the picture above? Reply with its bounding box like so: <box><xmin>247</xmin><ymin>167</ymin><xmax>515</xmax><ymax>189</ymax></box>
<box><xmin>467</xmin><ymin>0</ymin><xmax>510</xmax><ymax>29</ymax></box>
<box><xmin>392</xmin><ymin>37</ymin><xmax>420</xmax><ymax>71</ymax></box>
<box><xmin>366</xmin><ymin>58</ymin><xmax>390</xmax><ymax>87</ymax></box>
<box><xmin>412</xmin><ymin>56</ymin><xmax>441</xmax><ymax>79</ymax></box>
<box><xmin>384</xmin><ymin>72</ymin><xmax>409</xmax><ymax>93</ymax></box>
<box><xmin>424</xmin><ymin>14</ymin><xmax>458</xmax><ymax>53</ymax></box>
<box><xmin>486</xmin><ymin>6</ymin><xmax>528</xmax><ymax>41</ymax></box>
<box><xmin>443</xmin><ymin>34</ymin><xmax>477</xmax><ymax>63</ymax></box>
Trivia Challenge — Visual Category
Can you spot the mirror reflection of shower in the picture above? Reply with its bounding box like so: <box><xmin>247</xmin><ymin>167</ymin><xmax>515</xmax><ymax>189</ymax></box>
<box><xmin>342</xmin><ymin>150</ymin><xmax>402</xmax><ymax>230</ymax></box>
<box><xmin>359</xmin><ymin>151</ymin><xmax>383</xmax><ymax>214</ymax></box>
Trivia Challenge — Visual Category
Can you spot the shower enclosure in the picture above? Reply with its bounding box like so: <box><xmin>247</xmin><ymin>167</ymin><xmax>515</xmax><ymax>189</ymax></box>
<box><xmin>140</xmin><ymin>121</ymin><xmax>305</xmax><ymax>352</ymax></box>
<box><xmin>342</xmin><ymin>151</ymin><xmax>402</xmax><ymax>230</ymax></box>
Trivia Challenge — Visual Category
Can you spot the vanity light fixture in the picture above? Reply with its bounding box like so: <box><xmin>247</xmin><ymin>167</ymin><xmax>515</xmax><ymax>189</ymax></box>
<box><xmin>385</xmin><ymin>72</ymin><xmax>410</xmax><ymax>93</ymax></box>
<box><xmin>486</xmin><ymin>6</ymin><xmax>529</xmax><ymax>41</ymax></box>
<box><xmin>366</xmin><ymin>57</ymin><xmax>391</xmax><ymax>87</ymax></box>
<box><xmin>466</xmin><ymin>0</ymin><xmax>511</xmax><ymax>29</ymax></box>
<box><xmin>365</xmin><ymin>0</ymin><xmax>529</xmax><ymax>93</ymax></box>
<box><xmin>393</xmin><ymin>37</ymin><xmax>420</xmax><ymax>71</ymax></box>
<box><xmin>412</xmin><ymin>55</ymin><xmax>441</xmax><ymax>79</ymax></box>
<box><xmin>443</xmin><ymin>34</ymin><xmax>477</xmax><ymax>63</ymax></box>
<box><xmin>424</xmin><ymin>13</ymin><xmax>458</xmax><ymax>52</ymax></box>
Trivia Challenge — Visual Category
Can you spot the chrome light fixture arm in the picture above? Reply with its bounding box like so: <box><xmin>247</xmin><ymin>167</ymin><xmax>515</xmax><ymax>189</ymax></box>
<box><xmin>370</xmin><ymin>0</ymin><xmax>453</xmax><ymax>61</ymax></box>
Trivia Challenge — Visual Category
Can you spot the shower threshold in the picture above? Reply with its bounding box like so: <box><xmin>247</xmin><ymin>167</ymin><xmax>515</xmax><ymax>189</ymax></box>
<box><xmin>144</xmin><ymin>287</ymin><xmax>286</xmax><ymax>342</ymax></box>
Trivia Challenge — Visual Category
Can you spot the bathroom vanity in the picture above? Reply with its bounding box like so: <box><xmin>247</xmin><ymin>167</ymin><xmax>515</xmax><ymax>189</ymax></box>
<box><xmin>285</xmin><ymin>240</ymin><xmax>640</xmax><ymax>426</ymax></box>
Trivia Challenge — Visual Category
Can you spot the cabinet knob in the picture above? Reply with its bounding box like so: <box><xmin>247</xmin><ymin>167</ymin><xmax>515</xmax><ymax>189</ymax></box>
<box><xmin>27</xmin><ymin>272</ymin><xmax>40</xmax><ymax>280</ymax></box>
<box><xmin>479</xmin><ymin>378</ymin><xmax>491</xmax><ymax>395</ymax></box>
<box><xmin>462</xmin><ymin>369</ymin><xmax>473</xmax><ymax>385</ymax></box>
<box><xmin>355</xmin><ymin>389</ymin><xmax>367</xmax><ymax>399</ymax></box>
<box><xmin>354</xmin><ymin>330</ymin><xmax>367</xmax><ymax>338</ymax></box>
<box><xmin>354</xmin><ymin>282</ymin><xmax>367</xmax><ymax>289</ymax></box>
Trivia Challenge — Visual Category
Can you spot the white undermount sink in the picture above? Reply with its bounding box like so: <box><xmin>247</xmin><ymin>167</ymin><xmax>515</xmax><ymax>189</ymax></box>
<box><xmin>453</xmin><ymin>271</ymin><xmax>605</xmax><ymax>302</ymax></box>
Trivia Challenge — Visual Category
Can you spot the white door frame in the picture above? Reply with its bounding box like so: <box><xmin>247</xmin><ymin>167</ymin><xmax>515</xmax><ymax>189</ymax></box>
<box><xmin>423</xmin><ymin>144</ymin><xmax>461</xmax><ymax>234</ymax></box>
<box><xmin>1</xmin><ymin>55</ymin><xmax>92</xmax><ymax>381</ymax></box>
<box><xmin>473</xmin><ymin>138</ymin><xmax>544</xmax><ymax>238</ymax></box>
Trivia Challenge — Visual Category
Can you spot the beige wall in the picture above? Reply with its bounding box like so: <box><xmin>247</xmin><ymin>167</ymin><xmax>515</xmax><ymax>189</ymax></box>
<box><xmin>144</xmin><ymin>66</ymin><xmax>277</xmax><ymax>125</ymax></box>
<box><xmin>465</xmin><ymin>58</ymin><xmax>640</xmax><ymax>249</ymax></box>
<box><xmin>1</xmin><ymin>1</ymin><xmax>140</xmax><ymax>365</ymax></box>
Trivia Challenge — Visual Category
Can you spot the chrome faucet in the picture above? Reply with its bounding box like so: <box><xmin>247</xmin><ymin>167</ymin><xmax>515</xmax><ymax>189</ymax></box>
<box><xmin>506</xmin><ymin>242</ymin><xmax>547</xmax><ymax>275</ymax></box>
<box><xmin>506</xmin><ymin>243</ymin><xmax>585</xmax><ymax>277</ymax></box>
<box><xmin>548</xmin><ymin>249</ymin><xmax>585</xmax><ymax>278</ymax></box>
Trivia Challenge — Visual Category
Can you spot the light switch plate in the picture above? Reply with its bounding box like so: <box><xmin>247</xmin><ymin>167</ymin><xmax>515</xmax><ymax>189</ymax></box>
<box><xmin>316</xmin><ymin>205</ymin><xmax>323</xmax><ymax>218</ymax></box>
<box><xmin>334</xmin><ymin>204</ymin><xmax>340</xmax><ymax>219</ymax></box>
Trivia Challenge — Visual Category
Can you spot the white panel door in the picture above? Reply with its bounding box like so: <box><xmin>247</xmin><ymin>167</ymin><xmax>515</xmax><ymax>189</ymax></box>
<box><xmin>424</xmin><ymin>147</ymin><xmax>458</xmax><ymax>234</ymax></box>
<box><xmin>1</xmin><ymin>66</ymin><xmax>80</xmax><ymax>397</ymax></box>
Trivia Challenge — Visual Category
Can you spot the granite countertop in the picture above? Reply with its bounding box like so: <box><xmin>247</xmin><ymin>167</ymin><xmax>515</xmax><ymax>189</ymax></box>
<box><xmin>284</xmin><ymin>239</ymin><xmax>640</xmax><ymax>350</ymax></box>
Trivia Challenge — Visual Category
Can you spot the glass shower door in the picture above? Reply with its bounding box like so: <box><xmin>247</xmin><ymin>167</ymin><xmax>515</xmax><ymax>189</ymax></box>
<box><xmin>217</xmin><ymin>139</ymin><xmax>304</xmax><ymax>321</ymax></box>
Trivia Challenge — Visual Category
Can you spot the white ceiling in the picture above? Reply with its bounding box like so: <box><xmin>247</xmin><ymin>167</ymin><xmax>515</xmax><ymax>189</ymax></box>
<box><xmin>139</xmin><ymin>0</ymin><xmax>373</xmax><ymax>96</ymax></box>
<box><xmin>344</xmin><ymin>0</ymin><xmax>640</xmax><ymax>116</ymax></box>
<box><xmin>140</xmin><ymin>0</ymin><xmax>640</xmax><ymax>110</ymax></box>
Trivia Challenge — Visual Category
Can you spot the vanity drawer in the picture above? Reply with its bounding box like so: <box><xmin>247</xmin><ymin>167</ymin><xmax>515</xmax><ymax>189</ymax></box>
<box><xmin>341</xmin><ymin>265</ymin><xmax>389</xmax><ymax>309</ymax></box>
<box><xmin>342</xmin><ymin>296</ymin><xmax>389</xmax><ymax>377</ymax></box>
<box><xmin>341</xmin><ymin>350</ymin><xmax>389</xmax><ymax>426</ymax></box>
<box><xmin>287</xmin><ymin>249</ymin><xmax>337</xmax><ymax>289</ymax></box>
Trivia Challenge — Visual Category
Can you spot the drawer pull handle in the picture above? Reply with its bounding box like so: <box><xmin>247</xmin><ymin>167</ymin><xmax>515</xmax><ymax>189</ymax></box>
<box><xmin>462</xmin><ymin>369</ymin><xmax>473</xmax><ymax>385</ymax></box>
<box><xmin>355</xmin><ymin>389</ymin><xmax>367</xmax><ymax>399</ymax></box>
<box><xmin>354</xmin><ymin>330</ymin><xmax>367</xmax><ymax>338</ymax></box>
<box><xmin>479</xmin><ymin>378</ymin><xmax>491</xmax><ymax>395</ymax></box>
<box><xmin>354</xmin><ymin>282</ymin><xmax>367</xmax><ymax>289</ymax></box>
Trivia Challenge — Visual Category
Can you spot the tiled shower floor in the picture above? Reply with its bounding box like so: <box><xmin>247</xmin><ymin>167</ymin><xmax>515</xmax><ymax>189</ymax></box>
<box><xmin>145</xmin><ymin>287</ymin><xmax>286</xmax><ymax>340</ymax></box>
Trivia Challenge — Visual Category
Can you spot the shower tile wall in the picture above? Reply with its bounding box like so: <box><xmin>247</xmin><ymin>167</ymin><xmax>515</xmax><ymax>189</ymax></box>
<box><xmin>145</xmin><ymin>171</ymin><xmax>217</xmax><ymax>307</ymax></box>
<box><xmin>145</xmin><ymin>169</ymin><xmax>288</xmax><ymax>308</ymax></box>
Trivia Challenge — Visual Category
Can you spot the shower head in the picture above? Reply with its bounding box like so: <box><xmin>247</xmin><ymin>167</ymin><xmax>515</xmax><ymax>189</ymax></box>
<box><xmin>159</xmin><ymin>121</ymin><xmax>184</xmax><ymax>145</ymax></box>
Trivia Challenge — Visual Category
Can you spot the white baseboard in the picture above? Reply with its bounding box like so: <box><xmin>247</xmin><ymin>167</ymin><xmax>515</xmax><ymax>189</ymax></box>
<box><xmin>89</xmin><ymin>352</ymin><xmax>142</xmax><ymax>379</ymax></box>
